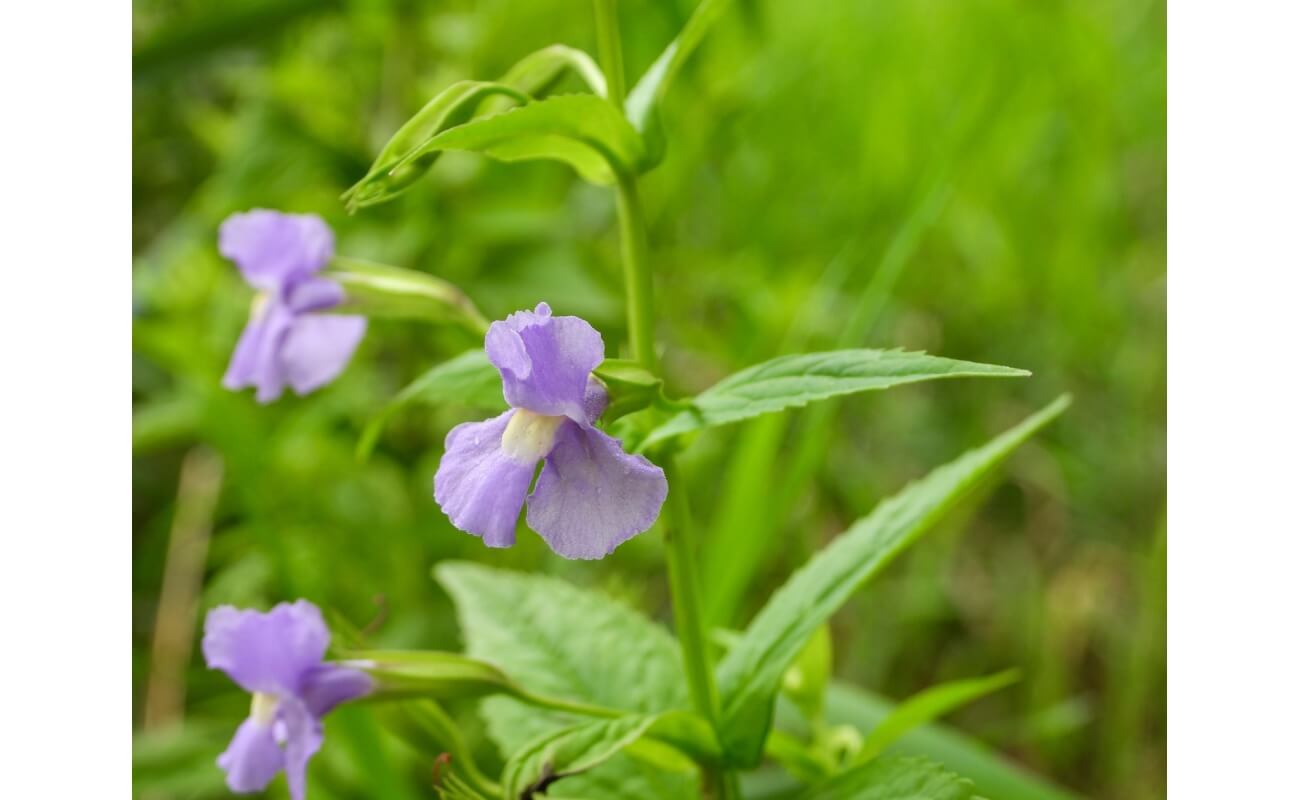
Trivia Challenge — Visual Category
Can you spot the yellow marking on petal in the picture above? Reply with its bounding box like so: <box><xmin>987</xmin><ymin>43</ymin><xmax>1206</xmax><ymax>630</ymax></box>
<box><xmin>250</xmin><ymin>692</ymin><xmax>279</xmax><ymax>725</ymax></box>
<box><xmin>250</xmin><ymin>291</ymin><xmax>271</xmax><ymax>321</ymax></box>
<box><xmin>501</xmin><ymin>410</ymin><xmax>565</xmax><ymax>464</ymax></box>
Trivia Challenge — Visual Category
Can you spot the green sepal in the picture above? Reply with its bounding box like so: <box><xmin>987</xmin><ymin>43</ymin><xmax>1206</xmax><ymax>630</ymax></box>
<box><xmin>325</xmin><ymin>257</ymin><xmax>487</xmax><ymax>331</ymax></box>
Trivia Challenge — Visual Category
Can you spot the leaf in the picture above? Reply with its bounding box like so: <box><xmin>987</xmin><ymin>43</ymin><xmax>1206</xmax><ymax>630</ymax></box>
<box><xmin>639</xmin><ymin>349</ymin><xmax>1029</xmax><ymax>449</ymax></box>
<box><xmin>356</xmin><ymin>350</ymin><xmax>506</xmax><ymax>461</ymax></box>
<box><xmin>799</xmin><ymin>755</ymin><xmax>975</xmax><ymax>800</ymax></box>
<box><xmin>409</xmin><ymin>94</ymin><xmax>647</xmax><ymax>186</ymax></box>
<box><xmin>501</xmin><ymin>715</ymin><xmax>668</xmax><ymax>799</ymax></box>
<box><xmin>626</xmin><ymin>0</ymin><xmax>734</xmax><ymax>131</ymax></box>
<box><xmin>856</xmin><ymin>671</ymin><xmax>1019</xmax><ymax>763</ymax></box>
<box><xmin>343</xmin><ymin>81</ymin><xmax>531</xmax><ymax>210</ymax></box>
<box><xmin>499</xmin><ymin>44</ymin><xmax>607</xmax><ymax>99</ymax></box>
<box><xmin>435</xmin><ymin>562</ymin><xmax>698</xmax><ymax>799</ymax></box>
<box><xmin>326</xmin><ymin>257</ymin><xmax>485</xmax><ymax>326</ymax></box>
<box><xmin>715</xmin><ymin>396</ymin><xmax>1070</xmax><ymax>765</ymax></box>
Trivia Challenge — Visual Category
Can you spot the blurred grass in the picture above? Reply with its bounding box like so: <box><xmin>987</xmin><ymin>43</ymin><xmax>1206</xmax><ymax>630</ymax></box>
<box><xmin>132</xmin><ymin>0</ymin><xmax>1165</xmax><ymax>798</ymax></box>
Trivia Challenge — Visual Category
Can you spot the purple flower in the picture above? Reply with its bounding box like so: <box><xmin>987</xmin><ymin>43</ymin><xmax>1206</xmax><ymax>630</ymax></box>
<box><xmin>433</xmin><ymin>302</ymin><xmax>668</xmax><ymax>559</ymax></box>
<box><xmin>220</xmin><ymin>210</ymin><xmax>366</xmax><ymax>403</ymax></box>
<box><xmin>203</xmin><ymin>600</ymin><xmax>372</xmax><ymax>800</ymax></box>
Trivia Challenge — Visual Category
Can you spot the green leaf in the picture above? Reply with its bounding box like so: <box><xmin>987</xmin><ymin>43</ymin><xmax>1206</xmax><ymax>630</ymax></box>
<box><xmin>435</xmin><ymin>562</ymin><xmax>698</xmax><ymax>799</ymax></box>
<box><xmin>356</xmin><ymin>350</ymin><xmax>505</xmax><ymax>461</ymax></box>
<box><xmin>715</xmin><ymin>396</ymin><xmax>1070</xmax><ymax>765</ymax></box>
<box><xmin>501</xmin><ymin>715</ymin><xmax>674</xmax><ymax>799</ymax></box>
<box><xmin>408</xmin><ymin>94</ymin><xmax>647</xmax><ymax>186</ymax></box>
<box><xmin>499</xmin><ymin>44</ymin><xmax>607</xmax><ymax>99</ymax></box>
<box><xmin>818</xmin><ymin>683</ymin><xmax>1081</xmax><ymax>800</ymax></box>
<box><xmin>639</xmin><ymin>349</ymin><xmax>1030</xmax><ymax>449</ymax></box>
<box><xmin>342</xmin><ymin>81</ymin><xmax>531</xmax><ymax>210</ymax></box>
<box><xmin>799</xmin><ymin>755</ymin><xmax>975</xmax><ymax>800</ymax></box>
<box><xmin>326</xmin><ymin>257</ymin><xmax>486</xmax><ymax>326</ymax></box>
<box><xmin>856</xmin><ymin>670</ymin><xmax>1019</xmax><ymax>763</ymax></box>
<box><xmin>626</xmin><ymin>0</ymin><xmax>734</xmax><ymax>132</ymax></box>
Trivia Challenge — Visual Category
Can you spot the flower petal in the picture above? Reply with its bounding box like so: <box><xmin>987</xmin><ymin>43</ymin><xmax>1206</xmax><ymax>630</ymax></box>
<box><xmin>284</xmin><ymin>276</ymin><xmax>346</xmax><ymax>314</ymax></box>
<box><xmin>223</xmin><ymin>302</ymin><xmax>296</xmax><ymax>404</ymax></box>
<box><xmin>280</xmin><ymin>314</ymin><xmax>367</xmax><ymax>396</ymax></box>
<box><xmin>217</xmin><ymin>717</ymin><xmax>285</xmax><ymax>794</ymax></box>
<box><xmin>219</xmin><ymin>210</ymin><xmax>334</xmax><ymax>292</ymax></box>
<box><xmin>203</xmin><ymin>601</ymin><xmax>330</xmax><ymax>695</ymax></box>
<box><xmin>526</xmin><ymin>422</ymin><xmax>667</xmax><ymax>559</ymax></box>
<box><xmin>485</xmin><ymin>302</ymin><xmax>604</xmax><ymax>424</ymax></box>
<box><xmin>434</xmin><ymin>410</ymin><xmax>536</xmax><ymax>548</ymax></box>
<box><xmin>299</xmin><ymin>664</ymin><xmax>374</xmax><ymax>717</ymax></box>
<box><xmin>278</xmin><ymin>696</ymin><xmax>324</xmax><ymax>800</ymax></box>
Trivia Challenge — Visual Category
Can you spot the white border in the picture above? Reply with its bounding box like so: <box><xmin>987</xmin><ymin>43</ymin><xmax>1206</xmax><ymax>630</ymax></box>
<box><xmin>1</xmin><ymin>0</ymin><xmax>131</xmax><ymax>795</ymax></box>
<box><xmin>1169</xmin><ymin>1</ymin><xmax>1300</xmax><ymax>796</ymax></box>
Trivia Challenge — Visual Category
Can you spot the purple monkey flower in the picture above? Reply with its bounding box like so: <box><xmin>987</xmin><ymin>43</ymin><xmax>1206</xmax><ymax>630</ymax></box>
<box><xmin>220</xmin><ymin>209</ymin><xmax>366</xmax><ymax>403</ymax></box>
<box><xmin>433</xmin><ymin>302</ymin><xmax>668</xmax><ymax>559</ymax></box>
<box><xmin>203</xmin><ymin>600</ymin><xmax>372</xmax><ymax>800</ymax></box>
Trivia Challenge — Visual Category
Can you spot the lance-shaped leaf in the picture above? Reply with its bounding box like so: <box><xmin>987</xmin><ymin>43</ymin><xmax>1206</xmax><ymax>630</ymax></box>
<box><xmin>856</xmin><ymin>670</ymin><xmax>1019</xmax><ymax>763</ymax></box>
<box><xmin>799</xmin><ymin>755</ymin><xmax>976</xmax><ymax>800</ymax></box>
<box><xmin>343</xmin><ymin>81</ymin><xmax>530</xmax><ymax>210</ymax></box>
<box><xmin>715</xmin><ymin>396</ymin><xmax>1070</xmax><ymax>765</ymax></box>
<box><xmin>626</xmin><ymin>0</ymin><xmax>734</xmax><ymax>131</ymax></box>
<box><xmin>326</xmin><ymin>257</ymin><xmax>485</xmax><ymax>326</ymax></box>
<box><xmin>499</xmin><ymin>44</ymin><xmax>607</xmax><ymax>99</ymax></box>
<box><xmin>356</xmin><ymin>350</ymin><xmax>505</xmax><ymax>461</ymax></box>
<box><xmin>639</xmin><ymin>349</ymin><xmax>1029</xmax><ymax>449</ymax></box>
<box><xmin>345</xmin><ymin>45</ymin><xmax>608</xmax><ymax>209</ymax></box>
<box><xmin>500</xmin><ymin>713</ymin><xmax>705</xmax><ymax>800</ymax></box>
<box><xmin>401</xmin><ymin>94</ymin><xmax>647</xmax><ymax>186</ymax></box>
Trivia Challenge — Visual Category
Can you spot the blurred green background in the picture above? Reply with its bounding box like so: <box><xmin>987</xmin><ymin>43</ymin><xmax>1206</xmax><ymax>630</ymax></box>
<box><xmin>132</xmin><ymin>0</ymin><xmax>1165</xmax><ymax>798</ymax></box>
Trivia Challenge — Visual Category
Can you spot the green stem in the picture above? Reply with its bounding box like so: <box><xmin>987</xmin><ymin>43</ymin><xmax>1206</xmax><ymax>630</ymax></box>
<box><xmin>615</xmin><ymin>172</ymin><xmax>659</xmax><ymax>369</ymax></box>
<box><xmin>593</xmin><ymin>4</ymin><xmax>736</xmax><ymax>796</ymax></box>
<box><xmin>662</xmin><ymin>459</ymin><xmax>720</xmax><ymax>723</ymax></box>
<box><xmin>593</xmin><ymin>0</ymin><xmax>627</xmax><ymax>107</ymax></box>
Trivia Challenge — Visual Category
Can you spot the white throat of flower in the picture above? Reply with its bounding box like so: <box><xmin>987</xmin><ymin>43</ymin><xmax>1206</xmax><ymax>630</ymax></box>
<box><xmin>501</xmin><ymin>409</ymin><xmax>565</xmax><ymax>464</ymax></box>
<box><xmin>250</xmin><ymin>691</ymin><xmax>280</xmax><ymax>726</ymax></box>
<box><xmin>250</xmin><ymin>291</ymin><xmax>271</xmax><ymax>321</ymax></box>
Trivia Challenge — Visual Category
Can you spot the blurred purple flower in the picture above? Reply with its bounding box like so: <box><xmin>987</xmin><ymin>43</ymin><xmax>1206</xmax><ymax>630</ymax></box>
<box><xmin>433</xmin><ymin>302</ymin><xmax>668</xmax><ymax>559</ymax></box>
<box><xmin>219</xmin><ymin>210</ymin><xmax>366</xmax><ymax>403</ymax></box>
<box><xmin>203</xmin><ymin>600</ymin><xmax>372</xmax><ymax>800</ymax></box>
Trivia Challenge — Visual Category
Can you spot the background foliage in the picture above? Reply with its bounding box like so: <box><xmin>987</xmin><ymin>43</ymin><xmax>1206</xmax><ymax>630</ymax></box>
<box><xmin>132</xmin><ymin>0</ymin><xmax>1166</xmax><ymax>797</ymax></box>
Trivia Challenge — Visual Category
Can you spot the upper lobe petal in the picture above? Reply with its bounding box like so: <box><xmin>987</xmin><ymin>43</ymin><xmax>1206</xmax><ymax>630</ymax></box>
<box><xmin>485</xmin><ymin>303</ymin><xmax>604</xmax><ymax>423</ymax></box>
<box><xmin>217</xmin><ymin>717</ymin><xmax>285</xmax><ymax>794</ymax></box>
<box><xmin>526</xmin><ymin>422</ymin><xmax>667</xmax><ymax>559</ymax></box>
<box><xmin>203</xmin><ymin>600</ymin><xmax>330</xmax><ymax>695</ymax></box>
<box><xmin>219</xmin><ymin>210</ymin><xmax>334</xmax><ymax>292</ymax></box>
<box><xmin>280</xmin><ymin>314</ymin><xmax>366</xmax><ymax>396</ymax></box>
<box><xmin>433</xmin><ymin>410</ymin><xmax>536</xmax><ymax>548</ymax></box>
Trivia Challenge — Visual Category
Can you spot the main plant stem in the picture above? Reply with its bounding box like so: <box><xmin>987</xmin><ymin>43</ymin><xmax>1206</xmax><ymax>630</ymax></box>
<box><xmin>594</xmin><ymin>2</ymin><xmax>736</xmax><ymax>796</ymax></box>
